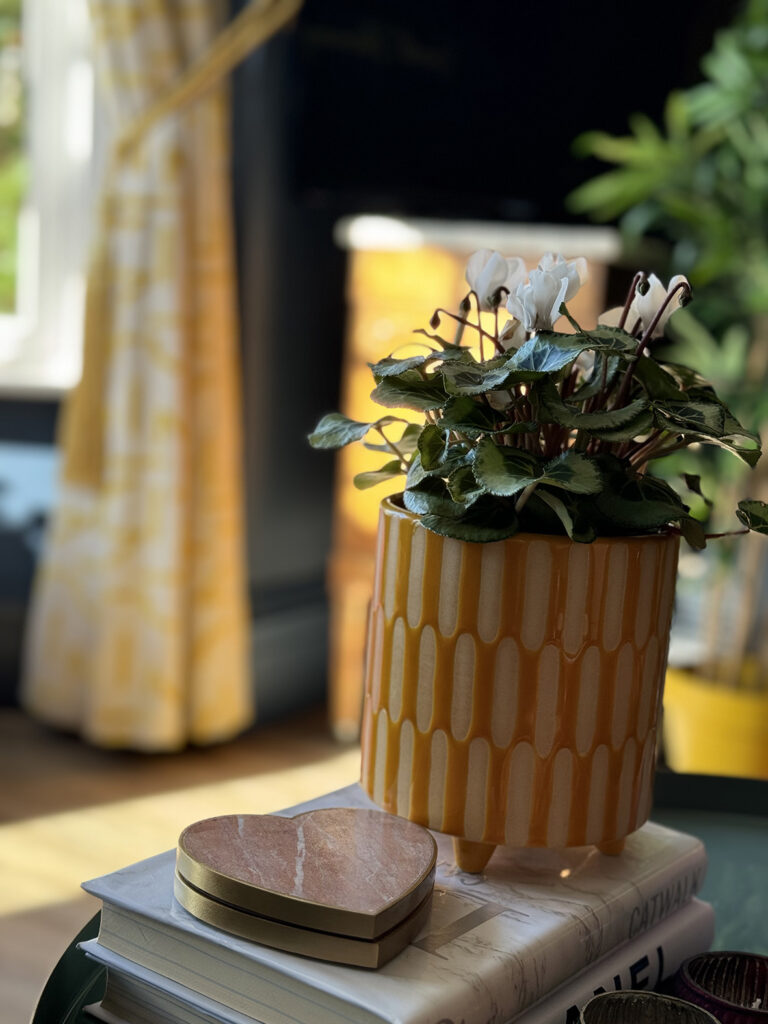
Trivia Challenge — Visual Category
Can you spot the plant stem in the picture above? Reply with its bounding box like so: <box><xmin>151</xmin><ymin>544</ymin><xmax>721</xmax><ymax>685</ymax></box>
<box><xmin>613</xmin><ymin>280</ymin><xmax>692</xmax><ymax>410</ymax></box>
<box><xmin>626</xmin><ymin>429</ymin><xmax>665</xmax><ymax>466</ymax></box>
<box><xmin>634</xmin><ymin>438</ymin><xmax>692</xmax><ymax>464</ymax></box>
<box><xmin>432</xmin><ymin>308</ymin><xmax>502</xmax><ymax>352</ymax></box>
<box><xmin>618</xmin><ymin>271</ymin><xmax>647</xmax><ymax>329</ymax></box>
<box><xmin>702</xmin><ymin>528</ymin><xmax>750</xmax><ymax>540</ymax></box>
<box><xmin>375</xmin><ymin>426</ymin><xmax>408</xmax><ymax>470</ymax></box>
<box><xmin>453</xmin><ymin>295</ymin><xmax>472</xmax><ymax>346</ymax></box>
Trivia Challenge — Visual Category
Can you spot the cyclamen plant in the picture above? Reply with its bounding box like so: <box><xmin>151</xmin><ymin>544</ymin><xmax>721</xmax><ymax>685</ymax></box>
<box><xmin>310</xmin><ymin>250</ymin><xmax>768</xmax><ymax>546</ymax></box>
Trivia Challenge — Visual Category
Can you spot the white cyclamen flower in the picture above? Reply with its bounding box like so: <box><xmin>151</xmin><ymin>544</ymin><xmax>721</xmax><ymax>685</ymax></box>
<box><xmin>599</xmin><ymin>274</ymin><xmax>690</xmax><ymax>337</ymax></box>
<box><xmin>498</xmin><ymin>317</ymin><xmax>527</xmax><ymax>351</ymax></box>
<box><xmin>633</xmin><ymin>273</ymin><xmax>690</xmax><ymax>337</ymax></box>
<box><xmin>465</xmin><ymin>249</ymin><xmax>527</xmax><ymax>311</ymax></box>
<box><xmin>506</xmin><ymin>253</ymin><xmax>588</xmax><ymax>333</ymax></box>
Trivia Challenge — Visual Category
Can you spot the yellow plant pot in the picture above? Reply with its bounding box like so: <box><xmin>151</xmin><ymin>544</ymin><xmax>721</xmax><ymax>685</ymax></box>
<box><xmin>360</xmin><ymin>497</ymin><xmax>680</xmax><ymax>871</ymax></box>
<box><xmin>664</xmin><ymin>667</ymin><xmax>768</xmax><ymax>780</ymax></box>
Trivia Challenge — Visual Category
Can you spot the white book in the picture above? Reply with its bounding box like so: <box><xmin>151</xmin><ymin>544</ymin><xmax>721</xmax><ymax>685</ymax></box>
<box><xmin>81</xmin><ymin>784</ymin><xmax>708</xmax><ymax>1024</ymax></box>
<box><xmin>81</xmin><ymin>898</ymin><xmax>715</xmax><ymax>1024</ymax></box>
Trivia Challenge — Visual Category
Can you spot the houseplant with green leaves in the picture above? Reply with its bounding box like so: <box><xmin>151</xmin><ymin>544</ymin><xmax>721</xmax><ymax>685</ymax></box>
<box><xmin>309</xmin><ymin>250</ymin><xmax>768</xmax><ymax>870</ymax></box>
<box><xmin>310</xmin><ymin>250</ymin><xmax>767</xmax><ymax>548</ymax></box>
<box><xmin>567</xmin><ymin>0</ymin><xmax>768</xmax><ymax>777</ymax></box>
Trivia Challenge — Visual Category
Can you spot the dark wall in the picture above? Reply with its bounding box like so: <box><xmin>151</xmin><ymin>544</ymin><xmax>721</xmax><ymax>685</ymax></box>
<box><xmin>231</xmin><ymin>16</ymin><xmax>348</xmax><ymax>720</ymax></box>
<box><xmin>0</xmin><ymin>400</ymin><xmax>58</xmax><ymax>705</ymax></box>
<box><xmin>289</xmin><ymin>0</ymin><xmax>740</xmax><ymax>222</ymax></box>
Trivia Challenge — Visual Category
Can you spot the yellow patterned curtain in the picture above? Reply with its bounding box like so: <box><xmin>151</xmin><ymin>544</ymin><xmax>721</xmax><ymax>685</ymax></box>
<box><xmin>20</xmin><ymin>0</ymin><xmax>301</xmax><ymax>750</ymax></box>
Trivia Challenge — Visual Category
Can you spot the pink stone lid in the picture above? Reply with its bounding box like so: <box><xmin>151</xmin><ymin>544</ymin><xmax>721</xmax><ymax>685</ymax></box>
<box><xmin>176</xmin><ymin>807</ymin><xmax>437</xmax><ymax>940</ymax></box>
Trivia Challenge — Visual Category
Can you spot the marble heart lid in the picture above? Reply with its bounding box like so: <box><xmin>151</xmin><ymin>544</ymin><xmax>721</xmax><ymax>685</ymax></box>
<box><xmin>176</xmin><ymin>807</ymin><xmax>437</xmax><ymax>940</ymax></box>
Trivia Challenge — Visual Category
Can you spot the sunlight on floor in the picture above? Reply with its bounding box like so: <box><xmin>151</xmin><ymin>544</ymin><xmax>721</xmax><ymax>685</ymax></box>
<box><xmin>0</xmin><ymin>747</ymin><xmax>360</xmax><ymax>918</ymax></box>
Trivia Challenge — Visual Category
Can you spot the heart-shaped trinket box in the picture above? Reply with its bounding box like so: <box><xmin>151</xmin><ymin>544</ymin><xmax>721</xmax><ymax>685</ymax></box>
<box><xmin>174</xmin><ymin>807</ymin><xmax>437</xmax><ymax>968</ymax></box>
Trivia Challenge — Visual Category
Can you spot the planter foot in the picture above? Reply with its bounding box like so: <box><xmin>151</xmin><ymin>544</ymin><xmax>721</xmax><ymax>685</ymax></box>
<box><xmin>597</xmin><ymin>838</ymin><xmax>626</xmax><ymax>856</ymax></box>
<box><xmin>453</xmin><ymin>838</ymin><xmax>496</xmax><ymax>873</ymax></box>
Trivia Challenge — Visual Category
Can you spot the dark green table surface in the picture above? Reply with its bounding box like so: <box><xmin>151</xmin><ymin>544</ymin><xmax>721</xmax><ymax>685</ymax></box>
<box><xmin>652</xmin><ymin>771</ymin><xmax>768</xmax><ymax>956</ymax></box>
<box><xmin>31</xmin><ymin>772</ymin><xmax>767</xmax><ymax>1023</ymax></box>
<box><xmin>31</xmin><ymin>913</ymin><xmax>104</xmax><ymax>1024</ymax></box>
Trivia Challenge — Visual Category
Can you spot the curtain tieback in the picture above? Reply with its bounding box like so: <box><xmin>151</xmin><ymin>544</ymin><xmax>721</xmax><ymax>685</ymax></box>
<box><xmin>117</xmin><ymin>0</ymin><xmax>303</xmax><ymax>157</ymax></box>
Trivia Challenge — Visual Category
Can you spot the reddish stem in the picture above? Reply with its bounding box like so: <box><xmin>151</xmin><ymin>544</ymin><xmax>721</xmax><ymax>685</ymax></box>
<box><xmin>613</xmin><ymin>280</ymin><xmax>692</xmax><ymax>410</ymax></box>
<box><xmin>618</xmin><ymin>271</ymin><xmax>647</xmax><ymax>330</ymax></box>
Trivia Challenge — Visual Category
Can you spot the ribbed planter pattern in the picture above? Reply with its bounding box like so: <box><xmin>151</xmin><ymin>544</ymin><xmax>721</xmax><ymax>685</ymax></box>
<box><xmin>360</xmin><ymin>497</ymin><xmax>680</xmax><ymax>865</ymax></box>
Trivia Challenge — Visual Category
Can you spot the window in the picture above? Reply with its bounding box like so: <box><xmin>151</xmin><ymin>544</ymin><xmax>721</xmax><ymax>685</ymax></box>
<box><xmin>0</xmin><ymin>0</ymin><xmax>95</xmax><ymax>395</ymax></box>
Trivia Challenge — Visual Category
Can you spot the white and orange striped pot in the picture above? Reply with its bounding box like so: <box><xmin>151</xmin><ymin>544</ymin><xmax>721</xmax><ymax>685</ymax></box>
<box><xmin>360</xmin><ymin>497</ymin><xmax>680</xmax><ymax>872</ymax></box>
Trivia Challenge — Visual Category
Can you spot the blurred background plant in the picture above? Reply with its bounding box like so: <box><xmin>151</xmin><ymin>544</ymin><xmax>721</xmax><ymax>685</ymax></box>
<box><xmin>0</xmin><ymin>0</ymin><xmax>24</xmax><ymax>314</ymax></box>
<box><xmin>568</xmin><ymin>0</ymin><xmax>768</xmax><ymax>775</ymax></box>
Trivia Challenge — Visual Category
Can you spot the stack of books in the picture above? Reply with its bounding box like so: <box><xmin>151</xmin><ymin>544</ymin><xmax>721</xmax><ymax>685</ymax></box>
<box><xmin>79</xmin><ymin>783</ymin><xmax>715</xmax><ymax>1024</ymax></box>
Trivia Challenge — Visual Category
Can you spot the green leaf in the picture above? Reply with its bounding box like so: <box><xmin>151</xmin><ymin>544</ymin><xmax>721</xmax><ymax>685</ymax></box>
<box><xmin>596</xmin><ymin>496</ymin><xmax>686</xmax><ymax>530</ymax></box>
<box><xmin>507</xmin><ymin>326</ymin><xmax>637</xmax><ymax>379</ymax></box>
<box><xmin>405</xmin><ymin>452</ymin><xmax>427</xmax><ymax>488</ymax></box>
<box><xmin>580</xmin><ymin>324</ymin><xmax>639</xmax><ymax>352</ymax></box>
<box><xmin>353</xmin><ymin>460</ymin><xmax>403</xmax><ymax>490</ymax></box>
<box><xmin>684</xmin><ymin>432</ymin><xmax>762</xmax><ymax>468</ymax></box>
<box><xmin>595</xmin><ymin>475</ymin><xmax>690</xmax><ymax>531</ymax></box>
<box><xmin>308</xmin><ymin>413</ymin><xmax>374</xmax><ymax>449</ymax></box>
<box><xmin>679</xmin><ymin>517</ymin><xmax>707</xmax><ymax>551</ymax></box>
<box><xmin>439</xmin><ymin>396</ymin><xmax>537</xmax><ymax>438</ymax></box>
<box><xmin>507</xmin><ymin>334</ymin><xmax>584</xmax><ymax>374</ymax></box>
<box><xmin>682</xmin><ymin>473</ymin><xmax>714</xmax><ymax>508</ymax></box>
<box><xmin>571</xmin><ymin>354</ymin><xmax>621</xmax><ymax>401</ymax></box>
<box><xmin>632</xmin><ymin>358</ymin><xmax>685</xmax><ymax>401</ymax></box>
<box><xmin>371</xmin><ymin>370</ymin><xmax>447</xmax><ymax>412</ymax></box>
<box><xmin>370</xmin><ymin>355</ymin><xmax>427</xmax><ymax>378</ymax></box>
<box><xmin>403</xmin><ymin>477</ymin><xmax>464</xmax><ymax>518</ymax></box>
<box><xmin>440</xmin><ymin>358</ymin><xmax>514</xmax><ymax>395</ymax></box>
<box><xmin>654</xmin><ymin>400</ymin><xmax>726</xmax><ymax>436</ymax></box>
<box><xmin>540</xmin><ymin>450</ymin><xmax>603</xmax><ymax>494</ymax></box>
<box><xmin>723</xmin><ymin>412</ymin><xmax>761</xmax><ymax>446</ymax></box>
<box><xmin>559</xmin><ymin>307</ymin><xmax>638</xmax><ymax>353</ymax></box>
<box><xmin>429</xmin><ymin>344</ymin><xmax>472</xmax><ymax>363</ymax></box>
<box><xmin>472</xmin><ymin>439</ymin><xmax>541</xmax><ymax>497</ymax></box>
<box><xmin>447</xmin><ymin>465</ymin><xmax>485</xmax><ymax>506</ymax></box>
<box><xmin>662</xmin><ymin>361</ymin><xmax>715</xmax><ymax>391</ymax></box>
<box><xmin>420</xmin><ymin>495</ymin><xmax>520</xmax><ymax>542</ymax></box>
<box><xmin>497</xmin><ymin>420</ymin><xmax>541</xmax><ymax>438</ymax></box>
<box><xmin>736</xmin><ymin>500</ymin><xmax>768</xmax><ymax>535</ymax></box>
<box><xmin>412</xmin><ymin>328</ymin><xmax>464</xmax><ymax>352</ymax></box>
<box><xmin>418</xmin><ymin>424</ymin><xmax>449</xmax><ymax>470</ymax></box>
<box><xmin>406</xmin><ymin>444</ymin><xmax>473</xmax><ymax>487</ymax></box>
<box><xmin>364</xmin><ymin>422</ymin><xmax>421</xmax><ymax>454</ymax></box>
<box><xmin>588</xmin><ymin>408</ymin><xmax>656</xmax><ymax>442</ymax></box>
<box><xmin>569</xmin><ymin>514</ymin><xmax>598</xmax><ymax>544</ymax></box>
<box><xmin>534</xmin><ymin>377</ymin><xmax>649</xmax><ymax>431</ymax></box>
<box><xmin>535</xmin><ymin>489</ymin><xmax>575</xmax><ymax>539</ymax></box>
<box><xmin>439</xmin><ymin>395</ymin><xmax>497</xmax><ymax>434</ymax></box>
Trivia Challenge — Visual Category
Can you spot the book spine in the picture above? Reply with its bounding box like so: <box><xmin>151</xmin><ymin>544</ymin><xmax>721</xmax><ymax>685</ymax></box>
<box><xmin>92</xmin><ymin>911</ymin><xmax>385</xmax><ymax>1024</ymax></box>
<box><xmin>509</xmin><ymin>898</ymin><xmax>715</xmax><ymax>1024</ymax></box>
<box><xmin>417</xmin><ymin>838</ymin><xmax>710</xmax><ymax>1023</ymax></box>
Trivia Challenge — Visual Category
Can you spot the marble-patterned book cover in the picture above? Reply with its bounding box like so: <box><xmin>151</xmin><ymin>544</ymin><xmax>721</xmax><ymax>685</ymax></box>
<box><xmin>81</xmin><ymin>783</ymin><xmax>708</xmax><ymax>1024</ymax></box>
<box><xmin>80</xmin><ymin>898</ymin><xmax>715</xmax><ymax>1024</ymax></box>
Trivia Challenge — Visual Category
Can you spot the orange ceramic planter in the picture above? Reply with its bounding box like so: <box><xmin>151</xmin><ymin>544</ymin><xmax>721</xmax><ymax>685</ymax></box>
<box><xmin>360</xmin><ymin>497</ymin><xmax>680</xmax><ymax>871</ymax></box>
